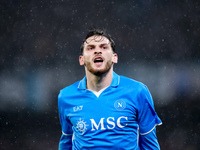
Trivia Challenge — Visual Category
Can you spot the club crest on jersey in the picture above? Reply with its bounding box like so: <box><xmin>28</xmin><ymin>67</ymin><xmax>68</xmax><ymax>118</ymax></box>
<box><xmin>114</xmin><ymin>99</ymin><xmax>126</xmax><ymax>111</ymax></box>
<box><xmin>76</xmin><ymin>118</ymin><xmax>88</xmax><ymax>133</ymax></box>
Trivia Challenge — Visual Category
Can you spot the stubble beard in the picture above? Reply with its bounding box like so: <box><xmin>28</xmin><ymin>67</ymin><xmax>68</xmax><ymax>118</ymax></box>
<box><xmin>85</xmin><ymin>60</ymin><xmax>113</xmax><ymax>76</ymax></box>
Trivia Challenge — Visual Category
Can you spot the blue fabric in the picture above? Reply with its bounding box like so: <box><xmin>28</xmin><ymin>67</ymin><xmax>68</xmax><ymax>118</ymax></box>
<box><xmin>58</xmin><ymin>72</ymin><xmax>162</xmax><ymax>150</ymax></box>
<box><xmin>139</xmin><ymin>128</ymin><xmax>160</xmax><ymax>150</ymax></box>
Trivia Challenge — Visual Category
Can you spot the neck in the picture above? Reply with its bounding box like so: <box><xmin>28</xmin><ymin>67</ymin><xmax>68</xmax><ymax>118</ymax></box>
<box><xmin>85</xmin><ymin>68</ymin><xmax>113</xmax><ymax>92</ymax></box>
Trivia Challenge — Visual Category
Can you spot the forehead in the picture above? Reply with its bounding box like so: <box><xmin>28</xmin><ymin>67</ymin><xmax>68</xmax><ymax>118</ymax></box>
<box><xmin>84</xmin><ymin>35</ymin><xmax>110</xmax><ymax>46</ymax></box>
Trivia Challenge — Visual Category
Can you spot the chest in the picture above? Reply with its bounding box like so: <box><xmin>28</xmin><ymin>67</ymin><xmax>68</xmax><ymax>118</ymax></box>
<box><xmin>64</xmin><ymin>89</ymin><xmax>138</xmax><ymax>134</ymax></box>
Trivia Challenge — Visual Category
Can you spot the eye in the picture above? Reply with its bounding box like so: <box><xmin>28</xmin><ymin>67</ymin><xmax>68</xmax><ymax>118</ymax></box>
<box><xmin>87</xmin><ymin>47</ymin><xmax>94</xmax><ymax>50</ymax></box>
<box><xmin>102</xmin><ymin>46</ymin><xmax>108</xmax><ymax>49</ymax></box>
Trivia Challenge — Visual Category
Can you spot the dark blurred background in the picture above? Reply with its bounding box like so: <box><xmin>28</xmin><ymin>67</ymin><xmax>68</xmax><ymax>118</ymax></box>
<box><xmin>0</xmin><ymin>0</ymin><xmax>200</xmax><ymax>149</ymax></box>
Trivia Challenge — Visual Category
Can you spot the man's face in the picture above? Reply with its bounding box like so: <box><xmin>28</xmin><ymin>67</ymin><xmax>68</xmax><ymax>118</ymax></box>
<box><xmin>79</xmin><ymin>35</ymin><xmax>118</xmax><ymax>75</ymax></box>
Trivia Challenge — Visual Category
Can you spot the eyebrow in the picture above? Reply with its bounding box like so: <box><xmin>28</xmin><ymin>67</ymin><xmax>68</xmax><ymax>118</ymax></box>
<box><xmin>85</xmin><ymin>43</ymin><xmax>110</xmax><ymax>47</ymax></box>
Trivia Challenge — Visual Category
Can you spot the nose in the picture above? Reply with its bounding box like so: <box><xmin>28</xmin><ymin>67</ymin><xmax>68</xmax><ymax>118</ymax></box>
<box><xmin>94</xmin><ymin>48</ymin><xmax>102</xmax><ymax>55</ymax></box>
<box><xmin>94</xmin><ymin>51</ymin><xmax>102</xmax><ymax>55</ymax></box>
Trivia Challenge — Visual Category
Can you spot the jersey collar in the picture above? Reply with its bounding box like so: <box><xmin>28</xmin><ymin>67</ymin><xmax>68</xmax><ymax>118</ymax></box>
<box><xmin>78</xmin><ymin>71</ymin><xmax>120</xmax><ymax>90</ymax></box>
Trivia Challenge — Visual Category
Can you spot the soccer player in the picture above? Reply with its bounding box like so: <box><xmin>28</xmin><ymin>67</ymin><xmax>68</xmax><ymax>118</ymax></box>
<box><xmin>58</xmin><ymin>29</ymin><xmax>162</xmax><ymax>150</ymax></box>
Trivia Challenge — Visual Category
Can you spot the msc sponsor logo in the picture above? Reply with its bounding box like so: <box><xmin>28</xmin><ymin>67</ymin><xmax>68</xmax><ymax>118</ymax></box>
<box><xmin>76</xmin><ymin>116</ymin><xmax>128</xmax><ymax>133</ymax></box>
<box><xmin>76</xmin><ymin>118</ymin><xmax>88</xmax><ymax>133</ymax></box>
<box><xmin>90</xmin><ymin>116</ymin><xmax>128</xmax><ymax>131</ymax></box>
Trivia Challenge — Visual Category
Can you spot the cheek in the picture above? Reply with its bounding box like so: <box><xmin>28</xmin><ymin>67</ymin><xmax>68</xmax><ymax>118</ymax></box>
<box><xmin>81</xmin><ymin>55</ymin><xmax>91</xmax><ymax>65</ymax></box>
<box><xmin>107</xmin><ymin>53</ymin><xmax>115</xmax><ymax>61</ymax></box>
<box><xmin>83</xmin><ymin>55</ymin><xmax>90</xmax><ymax>62</ymax></box>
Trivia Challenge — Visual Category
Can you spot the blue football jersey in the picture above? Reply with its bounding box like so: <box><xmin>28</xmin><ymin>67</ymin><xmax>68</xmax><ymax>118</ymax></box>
<box><xmin>58</xmin><ymin>72</ymin><xmax>162</xmax><ymax>150</ymax></box>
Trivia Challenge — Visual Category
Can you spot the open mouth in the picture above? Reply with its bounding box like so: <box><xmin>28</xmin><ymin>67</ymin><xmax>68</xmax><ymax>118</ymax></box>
<box><xmin>94</xmin><ymin>57</ymin><xmax>103</xmax><ymax>63</ymax></box>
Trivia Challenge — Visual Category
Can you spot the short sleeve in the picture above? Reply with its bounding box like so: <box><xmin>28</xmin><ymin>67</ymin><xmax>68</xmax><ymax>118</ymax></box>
<box><xmin>137</xmin><ymin>85</ymin><xmax>162</xmax><ymax>135</ymax></box>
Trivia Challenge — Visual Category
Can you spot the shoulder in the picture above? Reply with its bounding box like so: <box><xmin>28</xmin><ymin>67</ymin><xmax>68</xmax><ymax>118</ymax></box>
<box><xmin>119</xmin><ymin>75</ymin><xmax>147</xmax><ymax>92</ymax></box>
<box><xmin>58</xmin><ymin>81</ymin><xmax>80</xmax><ymax>99</ymax></box>
<box><xmin>118</xmin><ymin>75</ymin><xmax>153</xmax><ymax>106</ymax></box>
<box><xmin>58</xmin><ymin>81</ymin><xmax>81</xmax><ymax>112</ymax></box>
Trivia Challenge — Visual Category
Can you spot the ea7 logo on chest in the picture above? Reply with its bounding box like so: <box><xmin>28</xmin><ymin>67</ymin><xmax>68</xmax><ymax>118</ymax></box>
<box><xmin>73</xmin><ymin>105</ymin><xmax>83</xmax><ymax>112</ymax></box>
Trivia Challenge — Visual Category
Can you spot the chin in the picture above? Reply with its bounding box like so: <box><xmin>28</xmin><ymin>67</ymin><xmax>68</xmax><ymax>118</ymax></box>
<box><xmin>93</xmin><ymin>70</ymin><xmax>107</xmax><ymax>76</ymax></box>
<box><xmin>85</xmin><ymin>61</ymin><xmax>113</xmax><ymax>76</ymax></box>
<box><xmin>89</xmin><ymin>67</ymin><xmax>112</xmax><ymax>76</ymax></box>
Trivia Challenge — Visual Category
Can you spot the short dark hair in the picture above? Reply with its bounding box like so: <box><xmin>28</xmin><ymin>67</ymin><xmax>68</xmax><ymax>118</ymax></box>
<box><xmin>80</xmin><ymin>28</ymin><xmax>115</xmax><ymax>54</ymax></box>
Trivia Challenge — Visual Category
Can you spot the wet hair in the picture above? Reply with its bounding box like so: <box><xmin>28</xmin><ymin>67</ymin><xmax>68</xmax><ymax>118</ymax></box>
<box><xmin>80</xmin><ymin>28</ymin><xmax>116</xmax><ymax>54</ymax></box>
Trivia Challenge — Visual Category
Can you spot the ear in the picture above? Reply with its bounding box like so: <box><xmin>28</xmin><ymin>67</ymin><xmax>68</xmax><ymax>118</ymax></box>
<box><xmin>112</xmin><ymin>53</ymin><xmax>118</xmax><ymax>63</ymax></box>
<box><xmin>79</xmin><ymin>55</ymin><xmax>85</xmax><ymax>66</ymax></box>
